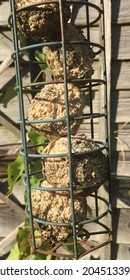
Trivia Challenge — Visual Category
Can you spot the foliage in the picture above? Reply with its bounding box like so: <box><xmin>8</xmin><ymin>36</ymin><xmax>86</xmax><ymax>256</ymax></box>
<box><xmin>18</xmin><ymin>30</ymin><xmax>27</xmax><ymax>49</ymax></box>
<box><xmin>7</xmin><ymin>128</ymin><xmax>46</xmax><ymax>196</ymax></box>
<box><xmin>7</xmin><ymin>218</ymin><xmax>60</xmax><ymax>260</ymax></box>
<box><xmin>35</xmin><ymin>49</ymin><xmax>48</xmax><ymax>71</ymax></box>
<box><xmin>33</xmin><ymin>49</ymin><xmax>50</xmax><ymax>82</ymax></box>
<box><xmin>7</xmin><ymin>218</ymin><xmax>88</xmax><ymax>260</ymax></box>
<box><xmin>7</xmin><ymin>154</ymin><xmax>25</xmax><ymax>196</ymax></box>
<box><xmin>7</xmin><ymin>243</ymin><xmax>20</xmax><ymax>260</ymax></box>
<box><xmin>28</xmin><ymin>128</ymin><xmax>47</xmax><ymax>153</ymax></box>
<box><xmin>1</xmin><ymin>85</ymin><xmax>17</xmax><ymax>108</ymax></box>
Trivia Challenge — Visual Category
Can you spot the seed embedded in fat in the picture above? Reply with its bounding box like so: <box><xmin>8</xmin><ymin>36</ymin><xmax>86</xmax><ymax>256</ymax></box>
<box><xmin>27</xmin><ymin>83</ymin><xmax>86</xmax><ymax>140</ymax></box>
<box><xmin>31</xmin><ymin>180</ymin><xmax>87</xmax><ymax>242</ymax></box>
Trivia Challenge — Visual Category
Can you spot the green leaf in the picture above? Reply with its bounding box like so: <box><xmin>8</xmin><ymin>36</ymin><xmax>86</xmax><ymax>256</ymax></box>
<box><xmin>17</xmin><ymin>226</ymin><xmax>30</xmax><ymax>259</ymax></box>
<box><xmin>30</xmin><ymin>160</ymin><xmax>43</xmax><ymax>186</ymax></box>
<box><xmin>35</xmin><ymin>49</ymin><xmax>46</xmax><ymax>63</ymax></box>
<box><xmin>25</xmin><ymin>217</ymin><xmax>30</xmax><ymax>227</ymax></box>
<box><xmin>27</xmin><ymin>253</ymin><xmax>44</xmax><ymax>260</ymax></box>
<box><xmin>53</xmin><ymin>256</ymin><xmax>61</xmax><ymax>260</ymax></box>
<box><xmin>7</xmin><ymin>221</ymin><xmax>60</xmax><ymax>260</ymax></box>
<box><xmin>2</xmin><ymin>85</ymin><xmax>17</xmax><ymax>108</ymax></box>
<box><xmin>7</xmin><ymin>155</ymin><xmax>24</xmax><ymax>196</ymax></box>
<box><xmin>24</xmin><ymin>187</ymin><xmax>28</xmax><ymax>206</ymax></box>
<box><xmin>35</xmin><ymin>49</ymin><xmax>49</xmax><ymax>71</ymax></box>
<box><xmin>33</xmin><ymin>231</ymin><xmax>53</xmax><ymax>260</ymax></box>
<box><xmin>34</xmin><ymin>230</ymin><xmax>43</xmax><ymax>248</ymax></box>
<box><xmin>28</xmin><ymin>128</ymin><xmax>47</xmax><ymax>153</ymax></box>
<box><xmin>6</xmin><ymin>218</ymin><xmax>59</xmax><ymax>260</ymax></box>
<box><xmin>46</xmin><ymin>254</ymin><xmax>52</xmax><ymax>260</ymax></box>
<box><xmin>18</xmin><ymin>31</ymin><xmax>27</xmax><ymax>48</ymax></box>
<box><xmin>6</xmin><ymin>243</ymin><xmax>19</xmax><ymax>260</ymax></box>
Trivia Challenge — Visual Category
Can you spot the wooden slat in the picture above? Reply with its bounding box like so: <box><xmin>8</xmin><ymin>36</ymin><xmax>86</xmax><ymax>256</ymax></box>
<box><xmin>83</xmin><ymin>26</ymin><xmax>101</xmax><ymax>50</ymax></box>
<box><xmin>112</xmin><ymin>0</ymin><xmax>130</xmax><ymax>24</ymax></box>
<box><xmin>112</xmin><ymin>208</ymin><xmax>130</xmax><ymax>244</ymax></box>
<box><xmin>0</xmin><ymin>56</ymin><xmax>13</xmax><ymax>75</ymax></box>
<box><xmin>0</xmin><ymin>66</ymin><xmax>31</xmax><ymax>91</ymax></box>
<box><xmin>0</xmin><ymin>93</ymin><xmax>31</xmax><ymax>121</ymax></box>
<box><xmin>12</xmin><ymin>182</ymin><xmax>25</xmax><ymax>206</ymax></box>
<box><xmin>111</xmin><ymin>62</ymin><xmax>130</xmax><ymax>90</ymax></box>
<box><xmin>0</xmin><ymin>126</ymin><xmax>20</xmax><ymax>146</ymax></box>
<box><xmin>111</xmin><ymin>162</ymin><xmax>130</xmax><ymax>177</ymax></box>
<box><xmin>104</xmin><ymin>0</ymin><xmax>111</xmax><ymax>143</ymax></box>
<box><xmin>112</xmin><ymin>26</ymin><xmax>130</xmax><ymax>60</ymax></box>
<box><xmin>112</xmin><ymin>150</ymin><xmax>130</xmax><ymax>162</ymax></box>
<box><xmin>0</xmin><ymin>29</ymin><xmax>12</xmax><ymax>62</ymax></box>
<box><xmin>0</xmin><ymin>223</ymin><xmax>24</xmax><ymax>256</ymax></box>
<box><xmin>71</xmin><ymin>0</ymin><xmax>100</xmax><ymax>27</ymax></box>
<box><xmin>0</xmin><ymin>39</ymin><xmax>12</xmax><ymax>63</ymax></box>
<box><xmin>0</xmin><ymin>30</ymin><xmax>12</xmax><ymax>48</ymax></box>
<box><xmin>79</xmin><ymin>122</ymin><xmax>99</xmax><ymax>139</ymax></box>
<box><xmin>111</xmin><ymin>152</ymin><xmax>130</xmax><ymax>177</ymax></box>
<box><xmin>112</xmin><ymin>151</ymin><xmax>130</xmax><ymax>161</ymax></box>
<box><xmin>111</xmin><ymin>243</ymin><xmax>130</xmax><ymax>260</ymax></box>
<box><xmin>0</xmin><ymin>2</ymin><xmax>10</xmax><ymax>26</ymax></box>
<box><xmin>0</xmin><ymin>192</ymin><xmax>25</xmax><ymax>238</ymax></box>
<box><xmin>111</xmin><ymin>123</ymin><xmax>130</xmax><ymax>152</ymax></box>
<box><xmin>111</xmin><ymin>177</ymin><xmax>130</xmax><ymax>209</ymax></box>
<box><xmin>0</xmin><ymin>111</ymin><xmax>21</xmax><ymax>138</ymax></box>
<box><xmin>109</xmin><ymin>0</ymin><xmax>130</xmax><ymax>198</ymax></box>
<box><xmin>0</xmin><ymin>67</ymin><xmax>16</xmax><ymax>90</ymax></box>
<box><xmin>111</xmin><ymin>91</ymin><xmax>130</xmax><ymax>123</ymax></box>
<box><xmin>81</xmin><ymin>245</ymin><xmax>110</xmax><ymax>260</ymax></box>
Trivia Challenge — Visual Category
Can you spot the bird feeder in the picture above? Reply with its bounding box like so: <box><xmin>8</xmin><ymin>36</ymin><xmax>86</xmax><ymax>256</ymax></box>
<box><xmin>9</xmin><ymin>0</ymin><xmax>111</xmax><ymax>259</ymax></box>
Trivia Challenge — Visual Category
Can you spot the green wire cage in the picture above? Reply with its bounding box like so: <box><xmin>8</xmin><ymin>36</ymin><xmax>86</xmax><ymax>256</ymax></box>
<box><xmin>9</xmin><ymin>0</ymin><xmax>112</xmax><ymax>259</ymax></box>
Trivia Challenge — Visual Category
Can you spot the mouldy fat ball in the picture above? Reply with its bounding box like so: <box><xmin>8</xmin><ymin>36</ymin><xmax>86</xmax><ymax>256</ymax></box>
<box><xmin>31</xmin><ymin>180</ymin><xmax>87</xmax><ymax>243</ymax></box>
<box><xmin>27</xmin><ymin>83</ymin><xmax>86</xmax><ymax>140</ymax></box>
<box><xmin>16</xmin><ymin>0</ymin><xmax>71</xmax><ymax>40</ymax></box>
<box><xmin>42</xmin><ymin>134</ymin><xmax>108</xmax><ymax>193</ymax></box>
<box><xmin>45</xmin><ymin>24</ymin><xmax>94</xmax><ymax>84</ymax></box>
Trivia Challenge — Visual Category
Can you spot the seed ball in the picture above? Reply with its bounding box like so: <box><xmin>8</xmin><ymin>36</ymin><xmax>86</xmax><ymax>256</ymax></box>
<box><xmin>27</xmin><ymin>83</ymin><xmax>86</xmax><ymax>140</ymax></box>
<box><xmin>42</xmin><ymin>134</ymin><xmax>108</xmax><ymax>193</ymax></box>
<box><xmin>31</xmin><ymin>180</ymin><xmax>87</xmax><ymax>243</ymax></box>
<box><xmin>45</xmin><ymin>24</ymin><xmax>94</xmax><ymax>85</ymax></box>
<box><xmin>16</xmin><ymin>0</ymin><xmax>71</xmax><ymax>40</ymax></box>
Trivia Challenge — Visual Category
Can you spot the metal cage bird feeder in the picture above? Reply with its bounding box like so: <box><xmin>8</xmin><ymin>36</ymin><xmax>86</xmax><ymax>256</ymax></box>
<box><xmin>9</xmin><ymin>0</ymin><xmax>112</xmax><ymax>259</ymax></box>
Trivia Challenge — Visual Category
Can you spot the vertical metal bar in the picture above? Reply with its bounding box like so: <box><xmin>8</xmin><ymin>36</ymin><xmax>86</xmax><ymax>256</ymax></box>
<box><xmin>11</xmin><ymin>0</ymin><xmax>36</xmax><ymax>251</ymax></box>
<box><xmin>59</xmin><ymin>0</ymin><xmax>78</xmax><ymax>259</ymax></box>
<box><xmin>101</xmin><ymin>0</ymin><xmax>112</xmax><ymax>211</ymax></box>
<box><xmin>101</xmin><ymin>0</ymin><xmax>109</xmax><ymax>150</ymax></box>
<box><xmin>95</xmin><ymin>190</ymin><xmax>99</xmax><ymax>218</ymax></box>
<box><xmin>85</xmin><ymin>0</ymin><xmax>99</xmax><ymax>219</ymax></box>
<box><xmin>86</xmin><ymin>0</ymin><xmax>94</xmax><ymax>139</ymax></box>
